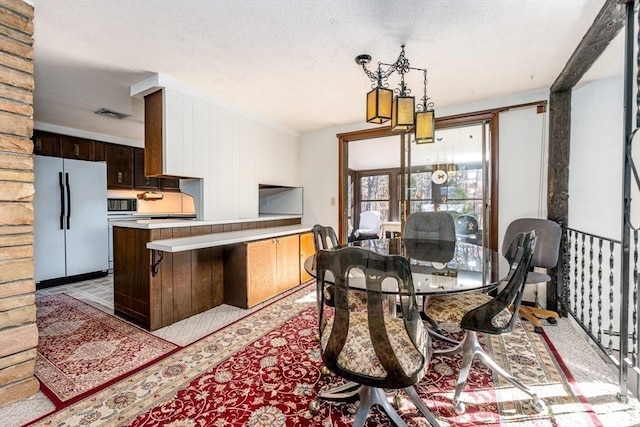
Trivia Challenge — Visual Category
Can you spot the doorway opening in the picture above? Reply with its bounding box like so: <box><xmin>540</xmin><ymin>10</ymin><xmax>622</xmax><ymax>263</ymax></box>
<box><xmin>338</xmin><ymin>112</ymin><xmax>499</xmax><ymax>250</ymax></box>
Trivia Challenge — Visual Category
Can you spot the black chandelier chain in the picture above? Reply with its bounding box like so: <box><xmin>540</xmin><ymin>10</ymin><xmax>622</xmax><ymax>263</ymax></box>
<box><xmin>418</xmin><ymin>69</ymin><xmax>434</xmax><ymax>112</ymax></box>
<box><xmin>359</xmin><ymin>44</ymin><xmax>430</xmax><ymax>95</ymax></box>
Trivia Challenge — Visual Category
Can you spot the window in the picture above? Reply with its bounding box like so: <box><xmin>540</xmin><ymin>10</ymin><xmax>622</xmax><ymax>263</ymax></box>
<box><xmin>359</xmin><ymin>174</ymin><xmax>389</xmax><ymax>221</ymax></box>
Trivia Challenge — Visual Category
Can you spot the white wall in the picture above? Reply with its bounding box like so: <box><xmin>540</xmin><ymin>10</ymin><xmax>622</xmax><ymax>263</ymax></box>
<box><xmin>569</xmin><ymin>76</ymin><xmax>624</xmax><ymax>240</ymax></box>
<box><xmin>497</xmin><ymin>107</ymin><xmax>548</xmax><ymax>247</ymax></box>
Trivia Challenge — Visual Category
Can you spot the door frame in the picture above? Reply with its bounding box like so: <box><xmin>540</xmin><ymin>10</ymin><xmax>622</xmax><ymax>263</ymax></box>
<box><xmin>337</xmin><ymin>112</ymin><xmax>500</xmax><ymax>251</ymax></box>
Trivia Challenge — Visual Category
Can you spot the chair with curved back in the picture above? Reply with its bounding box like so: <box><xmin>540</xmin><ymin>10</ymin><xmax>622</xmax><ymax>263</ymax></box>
<box><xmin>502</xmin><ymin>218</ymin><xmax>562</xmax><ymax>332</ymax></box>
<box><xmin>404</xmin><ymin>212</ymin><xmax>456</xmax><ymax>241</ymax></box>
<box><xmin>424</xmin><ymin>231</ymin><xmax>546</xmax><ymax>414</ymax></box>
<box><xmin>311</xmin><ymin>224</ymin><xmax>367</xmax><ymax>311</ymax></box>
<box><xmin>311</xmin><ymin>246</ymin><xmax>441</xmax><ymax>427</ymax></box>
<box><xmin>311</xmin><ymin>224</ymin><xmax>339</xmax><ymax>252</ymax></box>
<box><xmin>350</xmin><ymin>210</ymin><xmax>383</xmax><ymax>241</ymax></box>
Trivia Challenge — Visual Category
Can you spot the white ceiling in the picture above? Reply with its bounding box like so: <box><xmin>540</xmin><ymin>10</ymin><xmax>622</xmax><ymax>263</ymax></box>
<box><xmin>32</xmin><ymin>0</ymin><xmax>619</xmax><ymax>146</ymax></box>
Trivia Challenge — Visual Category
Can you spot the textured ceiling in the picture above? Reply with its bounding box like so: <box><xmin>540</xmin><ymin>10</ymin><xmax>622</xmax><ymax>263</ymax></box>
<box><xmin>31</xmin><ymin>0</ymin><xmax>618</xmax><ymax>145</ymax></box>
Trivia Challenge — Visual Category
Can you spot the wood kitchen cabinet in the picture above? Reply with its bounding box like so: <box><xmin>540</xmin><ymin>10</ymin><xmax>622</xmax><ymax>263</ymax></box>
<box><xmin>133</xmin><ymin>147</ymin><xmax>159</xmax><ymax>189</ymax></box>
<box><xmin>134</xmin><ymin>146</ymin><xmax>180</xmax><ymax>191</ymax></box>
<box><xmin>33</xmin><ymin>131</ymin><xmax>95</xmax><ymax>161</ymax></box>
<box><xmin>60</xmin><ymin>135</ymin><xmax>94</xmax><ymax>161</ymax></box>
<box><xmin>33</xmin><ymin>129</ymin><xmax>177</xmax><ymax>191</ymax></box>
<box><xmin>144</xmin><ymin>88</ymin><xmax>196</xmax><ymax>179</ymax></box>
<box><xmin>144</xmin><ymin>89</ymin><xmax>164</xmax><ymax>177</ymax></box>
<box><xmin>94</xmin><ymin>141</ymin><xmax>106</xmax><ymax>161</ymax></box>
<box><xmin>105</xmin><ymin>143</ymin><xmax>134</xmax><ymax>188</ymax></box>
<box><xmin>32</xmin><ymin>130</ymin><xmax>60</xmax><ymax>157</ymax></box>
<box><xmin>299</xmin><ymin>232</ymin><xmax>315</xmax><ymax>284</ymax></box>
<box><xmin>224</xmin><ymin>234</ymin><xmax>301</xmax><ymax>308</ymax></box>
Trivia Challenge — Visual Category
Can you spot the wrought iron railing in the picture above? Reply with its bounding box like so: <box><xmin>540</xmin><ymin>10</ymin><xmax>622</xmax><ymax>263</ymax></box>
<box><xmin>559</xmin><ymin>227</ymin><xmax>639</xmax><ymax>399</ymax></box>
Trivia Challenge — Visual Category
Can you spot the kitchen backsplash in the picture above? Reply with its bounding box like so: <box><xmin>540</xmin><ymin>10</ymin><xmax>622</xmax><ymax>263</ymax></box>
<box><xmin>106</xmin><ymin>189</ymin><xmax>195</xmax><ymax>214</ymax></box>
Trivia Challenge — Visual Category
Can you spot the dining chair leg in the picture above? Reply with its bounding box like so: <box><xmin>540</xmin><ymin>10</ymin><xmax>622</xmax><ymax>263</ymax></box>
<box><xmin>451</xmin><ymin>331</ymin><xmax>546</xmax><ymax>415</ymax></box>
<box><xmin>353</xmin><ymin>386</ymin><xmax>406</xmax><ymax>427</ymax></box>
<box><xmin>451</xmin><ymin>332</ymin><xmax>477</xmax><ymax>414</ymax></box>
<box><xmin>404</xmin><ymin>386</ymin><xmax>441</xmax><ymax>427</ymax></box>
<box><xmin>433</xmin><ymin>338</ymin><xmax>464</xmax><ymax>356</ymax></box>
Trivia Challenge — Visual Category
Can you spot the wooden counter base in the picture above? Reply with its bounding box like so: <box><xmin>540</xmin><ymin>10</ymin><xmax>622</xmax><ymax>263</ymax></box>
<box><xmin>114</xmin><ymin>225</ymin><xmax>223</xmax><ymax>331</ymax></box>
<box><xmin>113</xmin><ymin>218</ymin><xmax>312</xmax><ymax>331</ymax></box>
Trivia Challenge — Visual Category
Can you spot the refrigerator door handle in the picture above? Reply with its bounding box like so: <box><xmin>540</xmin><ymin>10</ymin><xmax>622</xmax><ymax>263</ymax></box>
<box><xmin>65</xmin><ymin>172</ymin><xmax>71</xmax><ymax>229</ymax></box>
<box><xmin>58</xmin><ymin>171</ymin><xmax>65</xmax><ymax>230</ymax></box>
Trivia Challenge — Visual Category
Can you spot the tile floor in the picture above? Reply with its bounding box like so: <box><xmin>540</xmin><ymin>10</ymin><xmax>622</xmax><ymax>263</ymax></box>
<box><xmin>2</xmin><ymin>275</ymin><xmax>640</xmax><ymax>426</ymax></box>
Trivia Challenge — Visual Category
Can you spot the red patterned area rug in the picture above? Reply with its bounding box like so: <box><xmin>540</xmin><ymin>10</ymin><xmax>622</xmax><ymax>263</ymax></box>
<box><xmin>34</xmin><ymin>294</ymin><xmax>179</xmax><ymax>407</ymax></box>
<box><xmin>31</xmin><ymin>286</ymin><xmax>600</xmax><ymax>427</ymax></box>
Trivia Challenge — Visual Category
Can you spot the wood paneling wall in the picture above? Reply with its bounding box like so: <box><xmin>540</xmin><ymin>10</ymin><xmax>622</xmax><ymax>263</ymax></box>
<box><xmin>0</xmin><ymin>0</ymin><xmax>38</xmax><ymax>407</ymax></box>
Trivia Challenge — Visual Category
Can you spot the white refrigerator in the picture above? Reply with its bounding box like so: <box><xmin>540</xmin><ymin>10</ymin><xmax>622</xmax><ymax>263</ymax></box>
<box><xmin>34</xmin><ymin>155</ymin><xmax>108</xmax><ymax>283</ymax></box>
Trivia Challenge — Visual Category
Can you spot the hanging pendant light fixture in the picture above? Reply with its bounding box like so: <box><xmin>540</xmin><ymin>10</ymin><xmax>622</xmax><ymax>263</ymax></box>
<box><xmin>389</xmin><ymin>46</ymin><xmax>414</xmax><ymax>132</ymax></box>
<box><xmin>415</xmin><ymin>69</ymin><xmax>435</xmax><ymax>144</ymax></box>
<box><xmin>355</xmin><ymin>45</ymin><xmax>435</xmax><ymax>139</ymax></box>
<box><xmin>356</xmin><ymin>55</ymin><xmax>393</xmax><ymax>123</ymax></box>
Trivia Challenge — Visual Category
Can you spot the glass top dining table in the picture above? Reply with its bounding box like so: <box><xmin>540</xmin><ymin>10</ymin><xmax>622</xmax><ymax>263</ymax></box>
<box><xmin>304</xmin><ymin>238</ymin><xmax>510</xmax><ymax>296</ymax></box>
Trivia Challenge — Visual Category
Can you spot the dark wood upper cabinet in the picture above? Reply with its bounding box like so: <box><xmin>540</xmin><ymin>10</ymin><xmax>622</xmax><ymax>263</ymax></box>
<box><xmin>105</xmin><ymin>143</ymin><xmax>134</xmax><ymax>188</ymax></box>
<box><xmin>133</xmin><ymin>147</ymin><xmax>159</xmax><ymax>189</ymax></box>
<box><xmin>60</xmin><ymin>135</ymin><xmax>94</xmax><ymax>161</ymax></box>
<box><xmin>94</xmin><ymin>141</ymin><xmax>106</xmax><ymax>161</ymax></box>
<box><xmin>144</xmin><ymin>89</ymin><xmax>163</xmax><ymax>177</ymax></box>
<box><xmin>33</xmin><ymin>129</ymin><xmax>177</xmax><ymax>191</ymax></box>
<box><xmin>33</xmin><ymin>130</ymin><xmax>60</xmax><ymax>157</ymax></box>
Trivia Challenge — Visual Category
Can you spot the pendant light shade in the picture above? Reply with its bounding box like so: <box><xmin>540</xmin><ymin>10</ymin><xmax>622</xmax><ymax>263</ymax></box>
<box><xmin>356</xmin><ymin>46</ymin><xmax>435</xmax><ymax>138</ymax></box>
<box><xmin>391</xmin><ymin>95</ymin><xmax>415</xmax><ymax>132</ymax></box>
<box><xmin>366</xmin><ymin>87</ymin><xmax>393</xmax><ymax>124</ymax></box>
<box><xmin>415</xmin><ymin>109</ymin><xmax>435</xmax><ymax>144</ymax></box>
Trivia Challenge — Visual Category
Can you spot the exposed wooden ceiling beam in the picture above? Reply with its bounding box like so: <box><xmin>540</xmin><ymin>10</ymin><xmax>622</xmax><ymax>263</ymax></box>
<box><xmin>551</xmin><ymin>0</ymin><xmax>627</xmax><ymax>92</ymax></box>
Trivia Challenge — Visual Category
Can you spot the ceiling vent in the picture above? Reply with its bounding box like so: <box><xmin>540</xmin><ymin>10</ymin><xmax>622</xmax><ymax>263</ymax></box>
<box><xmin>94</xmin><ymin>108</ymin><xmax>130</xmax><ymax>120</ymax></box>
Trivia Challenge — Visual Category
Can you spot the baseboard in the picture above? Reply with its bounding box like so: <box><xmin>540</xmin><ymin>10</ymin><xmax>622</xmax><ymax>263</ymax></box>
<box><xmin>36</xmin><ymin>270</ymin><xmax>109</xmax><ymax>289</ymax></box>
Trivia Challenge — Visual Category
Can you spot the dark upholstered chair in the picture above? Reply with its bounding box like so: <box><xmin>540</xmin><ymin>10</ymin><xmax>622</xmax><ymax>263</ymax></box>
<box><xmin>502</xmin><ymin>218</ymin><xmax>562</xmax><ymax>332</ymax></box>
<box><xmin>312</xmin><ymin>246</ymin><xmax>440</xmax><ymax>427</ymax></box>
<box><xmin>404</xmin><ymin>212</ymin><xmax>456</xmax><ymax>241</ymax></box>
<box><xmin>424</xmin><ymin>231</ymin><xmax>546</xmax><ymax>415</ymax></box>
<box><xmin>403</xmin><ymin>213</ymin><xmax>456</xmax><ymax>335</ymax></box>
<box><xmin>455</xmin><ymin>214</ymin><xmax>480</xmax><ymax>243</ymax></box>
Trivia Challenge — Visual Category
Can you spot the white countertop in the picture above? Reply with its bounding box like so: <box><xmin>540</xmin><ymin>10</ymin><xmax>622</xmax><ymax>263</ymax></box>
<box><xmin>109</xmin><ymin>214</ymin><xmax>302</xmax><ymax>229</ymax></box>
<box><xmin>146</xmin><ymin>224</ymin><xmax>313</xmax><ymax>252</ymax></box>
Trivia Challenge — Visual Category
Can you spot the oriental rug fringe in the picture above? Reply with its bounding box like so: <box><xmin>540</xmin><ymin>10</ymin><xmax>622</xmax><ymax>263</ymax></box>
<box><xmin>30</xmin><ymin>285</ymin><xmax>600</xmax><ymax>426</ymax></box>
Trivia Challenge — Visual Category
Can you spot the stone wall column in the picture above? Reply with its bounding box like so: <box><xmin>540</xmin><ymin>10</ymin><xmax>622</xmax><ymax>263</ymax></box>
<box><xmin>0</xmin><ymin>0</ymin><xmax>38</xmax><ymax>407</ymax></box>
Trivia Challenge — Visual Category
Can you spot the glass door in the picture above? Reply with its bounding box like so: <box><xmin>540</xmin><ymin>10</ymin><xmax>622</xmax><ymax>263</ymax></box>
<box><xmin>403</xmin><ymin>121</ymin><xmax>491</xmax><ymax>244</ymax></box>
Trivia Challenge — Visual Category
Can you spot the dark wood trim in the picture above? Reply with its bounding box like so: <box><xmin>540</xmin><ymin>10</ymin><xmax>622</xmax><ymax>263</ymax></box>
<box><xmin>353</xmin><ymin>167</ymin><xmax>402</xmax><ymax>224</ymax></box>
<box><xmin>436</xmin><ymin>101</ymin><xmax>545</xmax><ymax>128</ymax></box>
<box><xmin>547</xmin><ymin>90</ymin><xmax>572</xmax><ymax>228</ymax></box>
<box><xmin>551</xmin><ymin>0</ymin><xmax>626</xmax><ymax>92</ymax></box>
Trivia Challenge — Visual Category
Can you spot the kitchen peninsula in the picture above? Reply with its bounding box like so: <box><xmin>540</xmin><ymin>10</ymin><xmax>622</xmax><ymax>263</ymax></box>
<box><xmin>112</xmin><ymin>216</ymin><xmax>313</xmax><ymax>331</ymax></box>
